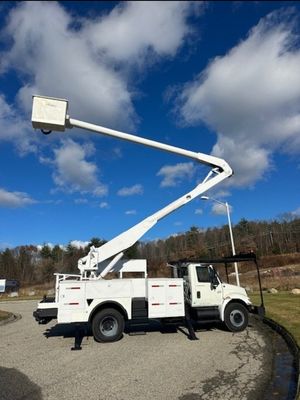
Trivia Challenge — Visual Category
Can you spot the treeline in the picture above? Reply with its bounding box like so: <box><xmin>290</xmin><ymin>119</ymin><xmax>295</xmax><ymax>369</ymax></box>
<box><xmin>1</xmin><ymin>217</ymin><xmax>300</xmax><ymax>284</ymax></box>
<box><xmin>139</xmin><ymin>217</ymin><xmax>300</xmax><ymax>262</ymax></box>
<box><xmin>0</xmin><ymin>238</ymin><xmax>105</xmax><ymax>285</ymax></box>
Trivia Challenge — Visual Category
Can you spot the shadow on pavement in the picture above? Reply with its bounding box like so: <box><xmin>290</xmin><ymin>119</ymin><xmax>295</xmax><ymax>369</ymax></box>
<box><xmin>43</xmin><ymin>319</ymin><xmax>219</xmax><ymax>343</ymax></box>
<box><xmin>0</xmin><ymin>367</ymin><xmax>43</xmax><ymax>400</ymax></box>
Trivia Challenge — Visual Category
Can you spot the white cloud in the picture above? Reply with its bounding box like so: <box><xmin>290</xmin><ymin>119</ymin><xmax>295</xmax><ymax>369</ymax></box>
<box><xmin>117</xmin><ymin>184</ymin><xmax>143</xmax><ymax>196</ymax></box>
<box><xmin>85</xmin><ymin>1</ymin><xmax>203</xmax><ymax>65</ymax></box>
<box><xmin>37</xmin><ymin>241</ymin><xmax>89</xmax><ymax>250</ymax></box>
<box><xmin>1</xmin><ymin>1</ymin><xmax>135</xmax><ymax>129</ymax></box>
<box><xmin>0</xmin><ymin>188</ymin><xmax>36</xmax><ymax>208</ymax></box>
<box><xmin>211</xmin><ymin>202</ymin><xmax>232</xmax><ymax>216</ymax></box>
<box><xmin>37</xmin><ymin>243</ymin><xmax>55</xmax><ymax>251</ymax></box>
<box><xmin>99</xmin><ymin>201</ymin><xmax>109</xmax><ymax>209</ymax></box>
<box><xmin>93</xmin><ymin>185</ymin><xmax>108</xmax><ymax>197</ymax></box>
<box><xmin>177</xmin><ymin>9</ymin><xmax>300</xmax><ymax>187</ymax></box>
<box><xmin>125</xmin><ymin>209</ymin><xmax>136</xmax><ymax>215</ymax></box>
<box><xmin>0</xmin><ymin>0</ymin><xmax>202</xmax><ymax>145</ymax></box>
<box><xmin>70</xmin><ymin>240</ymin><xmax>89</xmax><ymax>249</ymax></box>
<box><xmin>52</xmin><ymin>139</ymin><xmax>108</xmax><ymax>196</ymax></box>
<box><xmin>157</xmin><ymin>162</ymin><xmax>195</xmax><ymax>187</ymax></box>
<box><xmin>195</xmin><ymin>208</ymin><xmax>203</xmax><ymax>215</ymax></box>
<box><xmin>174</xmin><ymin>221</ymin><xmax>182</xmax><ymax>226</ymax></box>
<box><xmin>0</xmin><ymin>95</ymin><xmax>36</xmax><ymax>154</ymax></box>
<box><xmin>214</xmin><ymin>190</ymin><xmax>231</xmax><ymax>198</ymax></box>
<box><xmin>168</xmin><ymin>233</ymin><xmax>179</xmax><ymax>238</ymax></box>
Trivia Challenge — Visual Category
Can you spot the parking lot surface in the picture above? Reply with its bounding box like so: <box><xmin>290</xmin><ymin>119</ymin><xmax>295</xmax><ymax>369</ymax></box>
<box><xmin>0</xmin><ymin>300</ymin><xmax>272</xmax><ymax>400</ymax></box>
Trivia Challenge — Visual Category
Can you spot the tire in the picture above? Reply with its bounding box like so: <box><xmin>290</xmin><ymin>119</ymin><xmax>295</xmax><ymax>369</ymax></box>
<box><xmin>224</xmin><ymin>303</ymin><xmax>248</xmax><ymax>332</ymax></box>
<box><xmin>92</xmin><ymin>308</ymin><xmax>125</xmax><ymax>343</ymax></box>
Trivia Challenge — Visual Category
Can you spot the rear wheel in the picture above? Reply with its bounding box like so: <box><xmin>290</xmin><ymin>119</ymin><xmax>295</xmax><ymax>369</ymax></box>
<box><xmin>224</xmin><ymin>303</ymin><xmax>248</xmax><ymax>332</ymax></box>
<box><xmin>92</xmin><ymin>308</ymin><xmax>125</xmax><ymax>343</ymax></box>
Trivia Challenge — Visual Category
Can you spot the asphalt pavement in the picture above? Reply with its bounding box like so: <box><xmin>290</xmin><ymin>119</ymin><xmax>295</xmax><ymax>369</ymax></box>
<box><xmin>0</xmin><ymin>300</ymin><xmax>273</xmax><ymax>400</ymax></box>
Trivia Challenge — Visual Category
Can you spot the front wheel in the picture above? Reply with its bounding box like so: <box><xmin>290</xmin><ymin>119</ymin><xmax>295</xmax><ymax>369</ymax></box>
<box><xmin>224</xmin><ymin>303</ymin><xmax>248</xmax><ymax>332</ymax></box>
<box><xmin>92</xmin><ymin>308</ymin><xmax>125</xmax><ymax>343</ymax></box>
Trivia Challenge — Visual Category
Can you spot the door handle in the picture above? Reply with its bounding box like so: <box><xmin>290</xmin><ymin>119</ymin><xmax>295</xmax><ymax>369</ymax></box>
<box><xmin>197</xmin><ymin>291</ymin><xmax>200</xmax><ymax>298</ymax></box>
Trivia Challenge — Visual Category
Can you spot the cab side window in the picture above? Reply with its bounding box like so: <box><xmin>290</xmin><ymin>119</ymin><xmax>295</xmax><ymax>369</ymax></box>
<box><xmin>196</xmin><ymin>266</ymin><xmax>210</xmax><ymax>283</ymax></box>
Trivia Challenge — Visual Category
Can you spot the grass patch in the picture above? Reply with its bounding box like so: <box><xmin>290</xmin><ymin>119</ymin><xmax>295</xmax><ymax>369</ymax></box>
<box><xmin>0</xmin><ymin>310</ymin><xmax>12</xmax><ymax>321</ymax></box>
<box><xmin>250</xmin><ymin>292</ymin><xmax>300</xmax><ymax>346</ymax></box>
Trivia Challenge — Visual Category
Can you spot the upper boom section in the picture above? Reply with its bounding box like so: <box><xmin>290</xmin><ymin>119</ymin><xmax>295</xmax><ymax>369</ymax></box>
<box><xmin>31</xmin><ymin>95</ymin><xmax>231</xmax><ymax>175</ymax></box>
<box><xmin>31</xmin><ymin>95</ymin><xmax>233</xmax><ymax>277</ymax></box>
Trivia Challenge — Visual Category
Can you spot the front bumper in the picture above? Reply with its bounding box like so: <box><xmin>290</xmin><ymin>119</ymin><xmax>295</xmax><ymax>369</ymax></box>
<box><xmin>249</xmin><ymin>304</ymin><xmax>265</xmax><ymax>317</ymax></box>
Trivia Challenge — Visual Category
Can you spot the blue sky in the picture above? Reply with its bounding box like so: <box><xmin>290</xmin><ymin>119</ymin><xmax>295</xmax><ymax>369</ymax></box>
<box><xmin>0</xmin><ymin>1</ymin><xmax>300</xmax><ymax>249</ymax></box>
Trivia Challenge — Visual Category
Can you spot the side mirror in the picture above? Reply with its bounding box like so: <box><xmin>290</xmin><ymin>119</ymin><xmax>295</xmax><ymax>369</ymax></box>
<box><xmin>209</xmin><ymin>268</ymin><xmax>219</xmax><ymax>290</ymax></box>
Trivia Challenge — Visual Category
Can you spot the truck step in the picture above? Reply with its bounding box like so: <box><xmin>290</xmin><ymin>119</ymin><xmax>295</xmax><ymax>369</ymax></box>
<box><xmin>128</xmin><ymin>331</ymin><xmax>147</xmax><ymax>336</ymax></box>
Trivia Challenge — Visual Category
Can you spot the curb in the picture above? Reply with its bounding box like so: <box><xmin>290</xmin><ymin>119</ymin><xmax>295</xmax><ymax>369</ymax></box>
<box><xmin>261</xmin><ymin>316</ymin><xmax>300</xmax><ymax>399</ymax></box>
<box><xmin>0</xmin><ymin>312</ymin><xmax>22</xmax><ymax>326</ymax></box>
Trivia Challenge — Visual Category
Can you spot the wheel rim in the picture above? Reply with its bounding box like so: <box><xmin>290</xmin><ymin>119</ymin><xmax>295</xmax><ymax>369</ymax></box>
<box><xmin>229</xmin><ymin>310</ymin><xmax>245</xmax><ymax>328</ymax></box>
<box><xmin>100</xmin><ymin>316</ymin><xmax>118</xmax><ymax>337</ymax></box>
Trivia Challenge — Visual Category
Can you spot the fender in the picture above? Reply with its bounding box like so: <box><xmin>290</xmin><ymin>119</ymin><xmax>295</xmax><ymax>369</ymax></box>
<box><xmin>219</xmin><ymin>295</ymin><xmax>251</xmax><ymax>321</ymax></box>
<box><xmin>88</xmin><ymin>299</ymin><xmax>130</xmax><ymax>322</ymax></box>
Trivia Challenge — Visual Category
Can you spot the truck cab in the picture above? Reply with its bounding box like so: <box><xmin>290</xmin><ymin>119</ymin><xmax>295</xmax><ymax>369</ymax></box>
<box><xmin>174</xmin><ymin>261</ymin><xmax>252</xmax><ymax>332</ymax></box>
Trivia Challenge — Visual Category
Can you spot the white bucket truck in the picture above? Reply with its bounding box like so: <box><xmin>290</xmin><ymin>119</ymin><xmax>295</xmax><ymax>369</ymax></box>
<box><xmin>31</xmin><ymin>96</ymin><xmax>263</xmax><ymax>344</ymax></box>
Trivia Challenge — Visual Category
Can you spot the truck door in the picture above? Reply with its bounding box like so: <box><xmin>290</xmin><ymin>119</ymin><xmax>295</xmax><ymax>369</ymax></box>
<box><xmin>190</xmin><ymin>265</ymin><xmax>223</xmax><ymax>307</ymax></box>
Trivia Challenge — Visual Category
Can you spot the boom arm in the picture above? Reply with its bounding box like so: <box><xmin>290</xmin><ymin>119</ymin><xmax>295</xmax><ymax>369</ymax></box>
<box><xmin>31</xmin><ymin>96</ymin><xmax>233</xmax><ymax>278</ymax></box>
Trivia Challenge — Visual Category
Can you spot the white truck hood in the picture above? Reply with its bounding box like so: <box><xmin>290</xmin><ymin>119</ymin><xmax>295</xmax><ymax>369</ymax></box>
<box><xmin>222</xmin><ymin>283</ymin><xmax>251</xmax><ymax>304</ymax></box>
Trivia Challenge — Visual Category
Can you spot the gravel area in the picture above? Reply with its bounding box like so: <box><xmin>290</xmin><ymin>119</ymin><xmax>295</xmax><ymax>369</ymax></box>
<box><xmin>0</xmin><ymin>300</ymin><xmax>273</xmax><ymax>400</ymax></box>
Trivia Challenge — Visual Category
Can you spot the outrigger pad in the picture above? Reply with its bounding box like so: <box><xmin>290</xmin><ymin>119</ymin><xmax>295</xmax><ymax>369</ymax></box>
<box><xmin>185</xmin><ymin>317</ymin><xmax>199</xmax><ymax>341</ymax></box>
<box><xmin>71</xmin><ymin>325</ymin><xmax>84</xmax><ymax>351</ymax></box>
